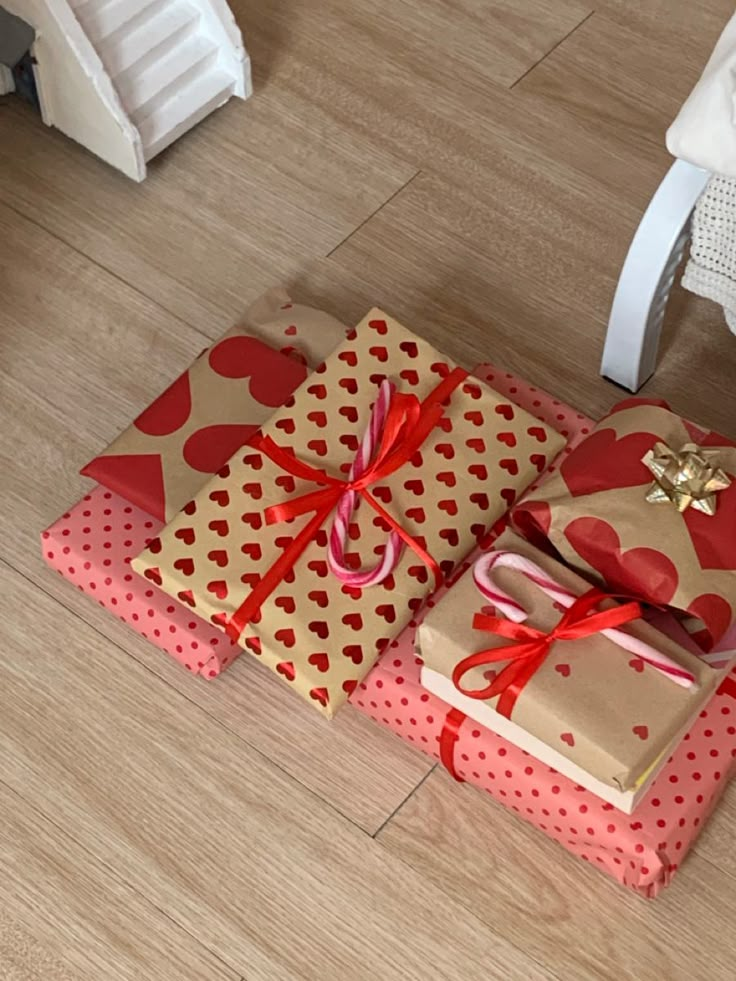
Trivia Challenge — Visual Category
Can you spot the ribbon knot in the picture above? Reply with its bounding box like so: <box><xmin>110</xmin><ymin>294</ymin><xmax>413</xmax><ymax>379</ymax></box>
<box><xmin>225</xmin><ymin>366</ymin><xmax>468</xmax><ymax>642</ymax></box>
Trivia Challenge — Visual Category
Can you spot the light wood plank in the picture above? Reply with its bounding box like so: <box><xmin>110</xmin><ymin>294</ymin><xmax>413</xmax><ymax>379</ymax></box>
<box><xmin>377</xmin><ymin>768</ymin><xmax>736</xmax><ymax>981</ymax></box>
<box><xmin>0</xmin><ymin>561</ymin><xmax>553</xmax><ymax>981</ymax></box>
<box><xmin>0</xmin><ymin>202</ymin><xmax>433</xmax><ymax>834</ymax></box>
<box><xmin>0</xmin><ymin>782</ymin><xmax>237</xmax><ymax>981</ymax></box>
<box><xmin>694</xmin><ymin>779</ymin><xmax>736</xmax><ymax>880</ymax></box>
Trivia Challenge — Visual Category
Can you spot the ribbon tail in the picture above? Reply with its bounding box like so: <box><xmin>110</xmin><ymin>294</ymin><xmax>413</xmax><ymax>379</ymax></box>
<box><xmin>439</xmin><ymin>708</ymin><xmax>467</xmax><ymax>782</ymax></box>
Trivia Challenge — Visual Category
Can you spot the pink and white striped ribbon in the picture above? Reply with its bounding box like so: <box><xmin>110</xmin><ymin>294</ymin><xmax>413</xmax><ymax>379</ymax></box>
<box><xmin>327</xmin><ymin>379</ymin><xmax>403</xmax><ymax>587</ymax></box>
<box><xmin>473</xmin><ymin>550</ymin><xmax>697</xmax><ymax>688</ymax></box>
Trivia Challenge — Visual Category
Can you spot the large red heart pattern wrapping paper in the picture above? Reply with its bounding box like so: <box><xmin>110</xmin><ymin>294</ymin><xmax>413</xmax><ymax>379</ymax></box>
<box><xmin>81</xmin><ymin>288</ymin><xmax>348</xmax><ymax>521</ymax></box>
<box><xmin>512</xmin><ymin>400</ymin><xmax>736</xmax><ymax>649</ymax></box>
<box><xmin>133</xmin><ymin>310</ymin><xmax>566</xmax><ymax>717</ymax></box>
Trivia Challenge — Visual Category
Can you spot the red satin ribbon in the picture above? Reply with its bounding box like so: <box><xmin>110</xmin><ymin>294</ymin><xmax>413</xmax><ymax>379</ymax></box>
<box><xmin>439</xmin><ymin>708</ymin><xmax>467</xmax><ymax>782</ymax></box>
<box><xmin>226</xmin><ymin>366</ymin><xmax>468</xmax><ymax>642</ymax></box>
<box><xmin>452</xmin><ymin>588</ymin><xmax>643</xmax><ymax>719</ymax></box>
<box><xmin>718</xmin><ymin>675</ymin><xmax>736</xmax><ymax>700</ymax></box>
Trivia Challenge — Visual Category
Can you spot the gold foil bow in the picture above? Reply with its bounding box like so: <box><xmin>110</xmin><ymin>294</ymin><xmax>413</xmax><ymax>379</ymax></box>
<box><xmin>642</xmin><ymin>442</ymin><xmax>731</xmax><ymax>516</ymax></box>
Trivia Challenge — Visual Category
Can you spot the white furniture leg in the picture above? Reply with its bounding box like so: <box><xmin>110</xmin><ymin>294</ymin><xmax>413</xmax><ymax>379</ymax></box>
<box><xmin>601</xmin><ymin>159</ymin><xmax>710</xmax><ymax>391</ymax></box>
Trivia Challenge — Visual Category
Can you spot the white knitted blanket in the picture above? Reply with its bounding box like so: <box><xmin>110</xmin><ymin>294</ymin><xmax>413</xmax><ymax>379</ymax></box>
<box><xmin>683</xmin><ymin>175</ymin><xmax>736</xmax><ymax>333</ymax></box>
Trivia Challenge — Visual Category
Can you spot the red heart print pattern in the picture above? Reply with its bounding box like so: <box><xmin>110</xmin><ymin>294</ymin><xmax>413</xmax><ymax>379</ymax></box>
<box><xmin>241</xmin><ymin>542</ymin><xmax>262</xmax><ymax>560</ymax></box>
<box><xmin>466</xmin><ymin>438</ymin><xmax>485</xmax><ymax>453</ymax></box>
<box><xmin>530</xmin><ymin>454</ymin><xmax>547</xmax><ymax>473</ymax></box>
<box><xmin>183</xmin><ymin>500</ymin><xmax>197</xmax><ymax>515</ymax></box>
<box><xmin>339</xmin><ymin>434</ymin><xmax>359</xmax><ymax>452</ymax></box>
<box><xmin>438</xmin><ymin>472</ymin><xmax>456</xmax><ymax>487</ymax></box>
<box><xmin>501</xmin><ymin>488</ymin><xmax>516</xmax><ymax>508</ymax></box>
<box><xmin>369</xmin><ymin>318</ymin><xmax>388</xmax><ymax>334</ymax></box>
<box><xmin>400</xmin><ymin>340</ymin><xmax>418</xmax><ymax>357</ymax></box>
<box><xmin>275</xmin><ymin>627</ymin><xmax>296</xmax><ymax>648</ymax></box>
<box><xmin>687</xmin><ymin>594</ymin><xmax>733</xmax><ymax>648</ymax></box>
<box><xmin>495</xmin><ymin>404</ymin><xmax>514</xmax><ymax>421</ymax></box>
<box><xmin>242</xmin><ymin>482</ymin><xmax>262</xmax><ymax>499</ymax></box>
<box><xmin>555</xmin><ymin>663</ymin><xmax>571</xmax><ymax>677</ymax></box>
<box><xmin>439</xmin><ymin>500</ymin><xmax>458</xmax><ymax>516</ymax></box>
<box><xmin>183</xmin><ymin>424</ymin><xmax>259</xmax><ymax>474</ymax></box>
<box><xmin>560</xmin><ymin>732</ymin><xmax>575</xmax><ymax>747</ymax></box>
<box><xmin>308</xmin><ymin>590</ymin><xmax>328</xmax><ymax>608</ymax></box>
<box><xmin>275</xmin><ymin>596</ymin><xmax>296</xmax><ymax>614</ymax></box>
<box><xmin>431</xmin><ymin>362</ymin><xmax>450</xmax><ymax>378</ymax></box>
<box><xmin>342</xmin><ymin>612</ymin><xmax>363</xmax><ymax>630</ymax></box>
<box><xmin>308</xmin><ymin>559</ymin><xmax>328</xmax><ymax>578</ymax></box>
<box><xmin>435</xmin><ymin>443</ymin><xmax>454</xmax><ymax>459</ymax></box>
<box><xmin>307</xmin><ymin>383</ymin><xmax>327</xmax><ymax>399</ymax></box>
<box><xmin>310</xmin><ymin>687</ymin><xmax>330</xmax><ymax>707</ymax></box>
<box><xmin>683</xmin><ymin>479</ymin><xmax>736</xmax><ymax>571</ymax></box>
<box><xmin>148</xmin><ymin>537</ymin><xmax>162</xmax><ymax>554</ymax></box>
<box><xmin>560</xmin><ymin>429</ymin><xmax>656</xmax><ymax>497</ymax></box>
<box><xmin>207</xmin><ymin>579</ymin><xmax>228</xmax><ymax>600</ymax></box>
<box><xmin>173</xmin><ymin>557</ymin><xmax>195</xmax><ymax>577</ymax></box>
<box><xmin>527</xmin><ymin>426</ymin><xmax>548</xmax><ymax>442</ymax></box>
<box><xmin>308</xmin><ymin>652</ymin><xmax>330</xmax><ymax>673</ymax></box>
<box><xmin>144</xmin><ymin>567</ymin><xmax>162</xmax><ymax>585</ymax></box>
<box><xmin>339</xmin><ymin>378</ymin><xmax>358</xmax><ymax>395</ymax></box>
<box><xmin>208</xmin><ymin>335</ymin><xmax>307</xmax><ymax>405</ymax></box>
<box><xmin>632</xmin><ymin>725</ymin><xmax>649</xmax><ymax>740</ymax></box>
<box><xmin>241</xmin><ymin>572</ymin><xmax>260</xmax><ymax>588</ymax></box>
<box><xmin>464</xmin><ymin>411</ymin><xmax>483</xmax><ymax>427</ymax></box>
<box><xmin>275</xmin><ymin>475</ymin><xmax>296</xmax><ymax>493</ymax></box>
<box><xmin>308</xmin><ymin>439</ymin><xmax>328</xmax><ymax>456</ymax></box>
<box><xmin>242</xmin><ymin>452</ymin><xmax>263</xmax><ymax>470</ymax></box>
<box><xmin>209</xmin><ymin>489</ymin><xmax>229</xmax><ymax>507</ymax></box>
<box><xmin>400</xmin><ymin>369</ymin><xmax>419</xmax><ymax>385</ymax></box>
<box><xmin>338</xmin><ymin>350</ymin><xmax>358</xmax><ymax>366</ymax></box>
<box><xmin>307</xmin><ymin>411</ymin><xmax>327</xmax><ymax>427</ymax></box>
<box><xmin>134</xmin><ymin>370</ymin><xmax>191</xmax><ymax>436</ymax></box>
<box><xmin>497</xmin><ymin>432</ymin><xmax>517</xmax><ymax>447</ymax></box>
<box><xmin>241</xmin><ymin>513</ymin><xmax>262</xmax><ymax>530</ymax></box>
<box><xmin>276</xmin><ymin>661</ymin><xmax>296</xmax><ymax>681</ymax></box>
<box><xmin>565</xmin><ymin>517</ymin><xmax>678</xmax><ymax>606</ymax></box>
<box><xmin>339</xmin><ymin>406</ymin><xmax>358</xmax><ymax>423</ymax></box>
<box><xmin>276</xmin><ymin>418</ymin><xmax>296</xmax><ymax>435</ymax></box>
<box><xmin>404</xmin><ymin>479</ymin><xmax>424</xmax><ymax>495</ymax></box>
<box><xmin>177</xmin><ymin>589</ymin><xmax>195</xmax><ymax>607</ymax></box>
<box><xmin>342</xmin><ymin>645</ymin><xmax>364</xmax><ymax>664</ymax></box>
<box><xmin>375</xmin><ymin>604</ymin><xmax>396</xmax><ymax>623</ymax></box>
<box><xmin>373</xmin><ymin>486</ymin><xmax>392</xmax><ymax>503</ymax></box>
<box><xmin>468</xmin><ymin>464</ymin><xmax>488</xmax><ymax>480</ymax></box>
<box><xmin>470</xmin><ymin>492</ymin><xmax>489</xmax><ymax>510</ymax></box>
<box><xmin>440</xmin><ymin>528</ymin><xmax>459</xmax><ymax>546</ymax></box>
<box><xmin>462</xmin><ymin>382</ymin><xmax>482</xmax><ymax>400</ymax></box>
<box><xmin>629</xmin><ymin>658</ymin><xmax>644</xmax><ymax>674</ymax></box>
<box><xmin>175</xmin><ymin>527</ymin><xmax>195</xmax><ymax>546</ymax></box>
<box><xmin>369</xmin><ymin>345</ymin><xmax>388</xmax><ymax>362</ymax></box>
<box><xmin>309</xmin><ymin>621</ymin><xmax>330</xmax><ymax>639</ymax></box>
<box><xmin>499</xmin><ymin>459</ymin><xmax>519</xmax><ymax>476</ymax></box>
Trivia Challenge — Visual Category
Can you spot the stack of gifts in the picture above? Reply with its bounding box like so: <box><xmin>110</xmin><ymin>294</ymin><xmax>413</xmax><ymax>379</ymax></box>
<box><xmin>42</xmin><ymin>291</ymin><xmax>736</xmax><ymax>897</ymax></box>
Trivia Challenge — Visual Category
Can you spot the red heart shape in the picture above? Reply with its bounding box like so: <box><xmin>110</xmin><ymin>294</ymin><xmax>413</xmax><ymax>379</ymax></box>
<box><xmin>527</xmin><ymin>426</ymin><xmax>548</xmax><ymax>442</ymax></box>
<box><xmin>438</xmin><ymin>500</ymin><xmax>458</xmax><ymax>516</ymax></box>
<box><xmin>410</xmin><ymin>451</ymin><xmax>423</xmax><ymax>468</ymax></box>
<box><xmin>307</xmin><ymin>383</ymin><xmax>327</xmax><ymax>399</ymax></box>
<box><xmin>309</xmin><ymin>687</ymin><xmax>330</xmax><ymax>707</ymax></box>
<box><xmin>174</xmin><ymin>557</ymin><xmax>195</xmax><ymax>577</ymax></box>
<box><xmin>175</xmin><ymin>527</ymin><xmax>195</xmax><ymax>546</ymax></box>
<box><xmin>343</xmin><ymin>679</ymin><xmax>358</xmax><ymax>696</ymax></box>
<box><xmin>207</xmin><ymin>579</ymin><xmax>228</xmax><ymax>600</ymax></box>
<box><xmin>242</xmin><ymin>453</ymin><xmax>263</xmax><ymax>470</ymax></box>
<box><xmin>404</xmin><ymin>479</ymin><xmax>424</xmax><ymax>495</ymax></box>
<box><xmin>435</xmin><ymin>443</ymin><xmax>454</xmax><ymax>459</ymax></box>
<box><xmin>307</xmin><ymin>439</ymin><xmax>328</xmax><ymax>457</ymax></box>
<box><xmin>501</xmin><ymin>488</ymin><xmax>516</xmax><ymax>508</ymax></box>
<box><xmin>208</xmin><ymin>549</ymin><xmax>229</xmax><ymax>568</ymax></box>
<box><xmin>307</xmin><ymin>410</ymin><xmax>327</xmax><ymax>428</ymax></box>
<box><xmin>560</xmin><ymin>732</ymin><xmax>575</xmax><ymax>746</ymax></box>
<box><xmin>209</xmin><ymin>489</ymin><xmax>230</xmax><ymax>507</ymax></box>
<box><xmin>144</xmin><ymin>567</ymin><xmax>162</xmax><ymax>585</ymax></box>
<box><xmin>242</xmin><ymin>482</ymin><xmax>262</xmax><ymax>499</ymax></box>
<box><xmin>375</xmin><ymin>604</ymin><xmax>396</xmax><ymax>623</ymax></box>
<box><xmin>178</xmin><ymin>589</ymin><xmax>195</xmax><ymax>607</ymax></box>
<box><xmin>276</xmin><ymin>660</ymin><xmax>296</xmax><ymax>680</ymax></box>
<box><xmin>530</xmin><ymin>453</ymin><xmax>547</xmax><ymax>473</ymax></box>
<box><xmin>342</xmin><ymin>612</ymin><xmax>363</xmax><ymax>630</ymax></box>
<box><xmin>468</xmin><ymin>464</ymin><xmax>488</xmax><ymax>480</ymax></box>
<box><xmin>497</xmin><ymin>432</ymin><xmax>517</xmax><ymax>447</ymax></box>
<box><xmin>438</xmin><ymin>471</ymin><xmax>456</xmax><ymax>487</ymax></box>
<box><xmin>369</xmin><ymin>345</ymin><xmax>388</xmax><ymax>362</ymax></box>
<box><xmin>632</xmin><ymin>725</ymin><xmax>649</xmax><ymax>740</ymax></box>
<box><xmin>241</xmin><ymin>542</ymin><xmax>262</xmax><ymax>560</ymax></box>
<box><xmin>208</xmin><ymin>335</ymin><xmax>307</xmax><ymax>405</ymax></box>
<box><xmin>400</xmin><ymin>369</ymin><xmax>419</xmax><ymax>385</ymax></box>
<box><xmin>275</xmin><ymin>627</ymin><xmax>296</xmax><ymax>648</ymax></box>
<box><xmin>208</xmin><ymin>519</ymin><xmax>229</xmax><ymax>537</ymax></box>
<box><xmin>276</xmin><ymin>418</ymin><xmax>296</xmax><ymax>435</ymax></box>
<box><xmin>408</xmin><ymin>564</ymin><xmax>429</xmax><ymax>583</ymax></box>
<box><xmin>183</xmin><ymin>424</ymin><xmax>259</xmax><ymax>474</ymax></box>
<box><xmin>183</xmin><ymin>500</ymin><xmax>197</xmax><ymax>515</ymax></box>
<box><xmin>340</xmin><ymin>434</ymin><xmax>359</xmax><ymax>451</ymax></box>
<box><xmin>275</xmin><ymin>595</ymin><xmax>296</xmax><ymax>613</ymax></box>
<box><xmin>495</xmin><ymin>404</ymin><xmax>514</xmax><ymax>421</ymax></box>
<box><xmin>276</xmin><ymin>475</ymin><xmax>296</xmax><ymax>493</ymax></box>
<box><xmin>342</xmin><ymin>644</ymin><xmax>364</xmax><ymax>664</ymax></box>
<box><xmin>464</xmin><ymin>411</ymin><xmax>483</xmax><ymax>427</ymax></box>
<box><xmin>212</xmin><ymin>611</ymin><xmax>231</xmax><ymax>628</ymax></box>
<box><xmin>560</xmin><ymin>429</ymin><xmax>656</xmax><ymax>496</ymax></box>
<box><xmin>338</xmin><ymin>350</ymin><xmax>358</xmax><ymax>366</ymax></box>
<box><xmin>431</xmin><ymin>362</ymin><xmax>450</xmax><ymax>378</ymax></box>
<box><xmin>308</xmin><ymin>559</ymin><xmax>328</xmax><ymax>578</ymax></box>
<box><xmin>400</xmin><ymin>340</ymin><xmax>418</xmax><ymax>357</ymax></box>
<box><xmin>438</xmin><ymin>417</ymin><xmax>452</xmax><ymax>433</ymax></box>
<box><xmin>462</xmin><ymin>382</ymin><xmax>482</xmax><ymax>400</ymax></box>
<box><xmin>339</xmin><ymin>406</ymin><xmax>358</xmax><ymax>423</ymax></box>
<box><xmin>500</xmin><ymin>458</ymin><xmax>519</xmax><ymax>476</ymax></box>
<box><xmin>629</xmin><ymin>658</ymin><xmax>644</xmax><ymax>673</ymax></box>
<box><xmin>565</xmin><ymin>517</ymin><xmax>678</xmax><ymax>606</ymax></box>
<box><xmin>308</xmin><ymin>652</ymin><xmax>330</xmax><ymax>673</ymax></box>
<box><xmin>440</xmin><ymin>528</ymin><xmax>459</xmax><ymax>546</ymax></box>
<box><xmin>134</xmin><ymin>369</ymin><xmax>192</xmax><ymax>436</ymax></box>
<box><xmin>466</xmin><ymin>438</ymin><xmax>485</xmax><ymax>454</ymax></box>
<box><xmin>339</xmin><ymin>378</ymin><xmax>358</xmax><ymax>395</ymax></box>
<box><xmin>308</xmin><ymin>590</ymin><xmax>328</xmax><ymax>608</ymax></box>
<box><xmin>369</xmin><ymin>319</ymin><xmax>388</xmax><ymax>334</ymax></box>
<box><xmin>555</xmin><ymin>663</ymin><xmax>571</xmax><ymax>678</ymax></box>
<box><xmin>241</xmin><ymin>572</ymin><xmax>260</xmax><ymax>588</ymax></box>
<box><xmin>309</xmin><ymin>620</ymin><xmax>329</xmax><ymax>639</ymax></box>
<box><xmin>470</xmin><ymin>492</ymin><xmax>489</xmax><ymax>510</ymax></box>
<box><xmin>148</xmin><ymin>537</ymin><xmax>162</xmax><ymax>554</ymax></box>
<box><xmin>241</xmin><ymin>513</ymin><xmax>262</xmax><ymax>530</ymax></box>
<box><xmin>369</xmin><ymin>373</ymin><xmax>387</xmax><ymax>386</ymax></box>
<box><xmin>687</xmin><ymin>593</ymin><xmax>733</xmax><ymax>648</ymax></box>
<box><xmin>373</xmin><ymin>486</ymin><xmax>392</xmax><ymax>503</ymax></box>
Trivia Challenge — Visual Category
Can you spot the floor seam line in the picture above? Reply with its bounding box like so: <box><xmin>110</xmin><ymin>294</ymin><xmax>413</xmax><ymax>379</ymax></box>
<box><xmin>509</xmin><ymin>9</ymin><xmax>596</xmax><ymax>90</ymax></box>
<box><xmin>371</xmin><ymin>762</ymin><xmax>437</xmax><ymax>839</ymax></box>
<box><xmin>326</xmin><ymin>170</ymin><xmax>421</xmax><ymax>258</ymax></box>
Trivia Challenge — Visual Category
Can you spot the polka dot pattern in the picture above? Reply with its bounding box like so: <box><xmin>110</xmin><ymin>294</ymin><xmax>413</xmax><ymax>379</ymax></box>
<box><xmin>350</xmin><ymin>365</ymin><xmax>736</xmax><ymax>898</ymax></box>
<box><xmin>41</xmin><ymin>486</ymin><xmax>240</xmax><ymax>677</ymax></box>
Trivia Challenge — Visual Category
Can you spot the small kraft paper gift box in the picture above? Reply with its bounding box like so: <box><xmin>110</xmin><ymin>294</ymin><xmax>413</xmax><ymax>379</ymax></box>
<box><xmin>134</xmin><ymin>311</ymin><xmax>566</xmax><ymax>717</ymax></box>
<box><xmin>81</xmin><ymin>289</ymin><xmax>347</xmax><ymax>522</ymax></box>
<box><xmin>417</xmin><ymin>530</ymin><xmax>721</xmax><ymax>812</ymax></box>
<box><xmin>512</xmin><ymin>398</ymin><xmax>736</xmax><ymax>650</ymax></box>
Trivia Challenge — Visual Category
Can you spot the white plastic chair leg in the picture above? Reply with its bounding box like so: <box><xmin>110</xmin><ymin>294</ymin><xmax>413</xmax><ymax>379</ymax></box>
<box><xmin>601</xmin><ymin>159</ymin><xmax>710</xmax><ymax>392</ymax></box>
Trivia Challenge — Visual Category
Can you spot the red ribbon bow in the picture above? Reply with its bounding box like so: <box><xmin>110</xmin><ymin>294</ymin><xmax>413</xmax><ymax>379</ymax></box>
<box><xmin>225</xmin><ymin>366</ymin><xmax>468</xmax><ymax>642</ymax></box>
<box><xmin>451</xmin><ymin>588</ymin><xmax>643</xmax><ymax>719</ymax></box>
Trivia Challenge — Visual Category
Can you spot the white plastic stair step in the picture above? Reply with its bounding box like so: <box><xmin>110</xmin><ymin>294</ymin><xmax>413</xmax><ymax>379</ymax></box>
<box><xmin>73</xmin><ymin>0</ymin><xmax>157</xmax><ymax>44</ymax></box>
<box><xmin>139</xmin><ymin>68</ymin><xmax>234</xmax><ymax>161</ymax></box>
<box><xmin>95</xmin><ymin>0</ymin><xmax>200</xmax><ymax>78</ymax></box>
<box><xmin>116</xmin><ymin>33</ymin><xmax>218</xmax><ymax>119</ymax></box>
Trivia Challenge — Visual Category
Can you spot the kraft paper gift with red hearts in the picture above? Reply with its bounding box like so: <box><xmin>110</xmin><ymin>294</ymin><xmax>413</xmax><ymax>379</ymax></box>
<box><xmin>512</xmin><ymin>399</ymin><xmax>736</xmax><ymax>650</ymax></box>
<box><xmin>81</xmin><ymin>289</ymin><xmax>348</xmax><ymax>522</ymax></box>
<box><xmin>417</xmin><ymin>529</ymin><xmax>720</xmax><ymax>802</ymax></box>
<box><xmin>133</xmin><ymin>310</ymin><xmax>566</xmax><ymax>717</ymax></box>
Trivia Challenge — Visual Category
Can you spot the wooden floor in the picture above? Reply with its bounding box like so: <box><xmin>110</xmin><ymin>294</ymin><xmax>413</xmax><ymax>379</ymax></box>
<box><xmin>2</xmin><ymin>1</ymin><xmax>736</xmax><ymax>978</ymax></box>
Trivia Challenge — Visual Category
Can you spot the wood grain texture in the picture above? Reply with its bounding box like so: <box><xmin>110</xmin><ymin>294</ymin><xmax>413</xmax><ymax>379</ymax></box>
<box><xmin>377</xmin><ymin>768</ymin><xmax>736</xmax><ymax>981</ymax></box>
<box><xmin>0</xmin><ymin>780</ymin><xmax>237</xmax><ymax>981</ymax></box>
<box><xmin>0</xmin><ymin>562</ymin><xmax>553</xmax><ymax>981</ymax></box>
<box><xmin>0</xmin><ymin>202</ymin><xmax>432</xmax><ymax>835</ymax></box>
<box><xmin>1</xmin><ymin>0</ymin><xmax>736</xmax><ymax>976</ymax></box>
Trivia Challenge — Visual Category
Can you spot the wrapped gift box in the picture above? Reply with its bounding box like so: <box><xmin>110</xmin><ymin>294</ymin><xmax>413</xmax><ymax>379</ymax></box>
<box><xmin>134</xmin><ymin>313</ymin><xmax>566</xmax><ymax>716</ymax></box>
<box><xmin>42</xmin><ymin>486</ymin><xmax>240</xmax><ymax>677</ymax></box>
<box><xmin>81</xmin><ymin>289</ymin><xmax>348</xmax><ymax>521</ymax></box>
<box><xmin>417</xmin><ymin>529</ymin><xmax>721</xmax><ymax>809</ymax></box>
<box><xmin>513</xmin><ymin>398</ymin><xmax>736</xmax><ymax>649</ymax></box>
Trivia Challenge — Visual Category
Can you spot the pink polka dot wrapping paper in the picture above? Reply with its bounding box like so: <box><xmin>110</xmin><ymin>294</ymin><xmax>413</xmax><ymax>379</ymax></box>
<box><xmin>351</xmin><ymin>364</ymin><xmax>736</xmax><ymax>898</ymax></box>
<box><xmin>41</xmin><ymin>487</ymin><xmax>241</xmax><ymax>677</ymax></box>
